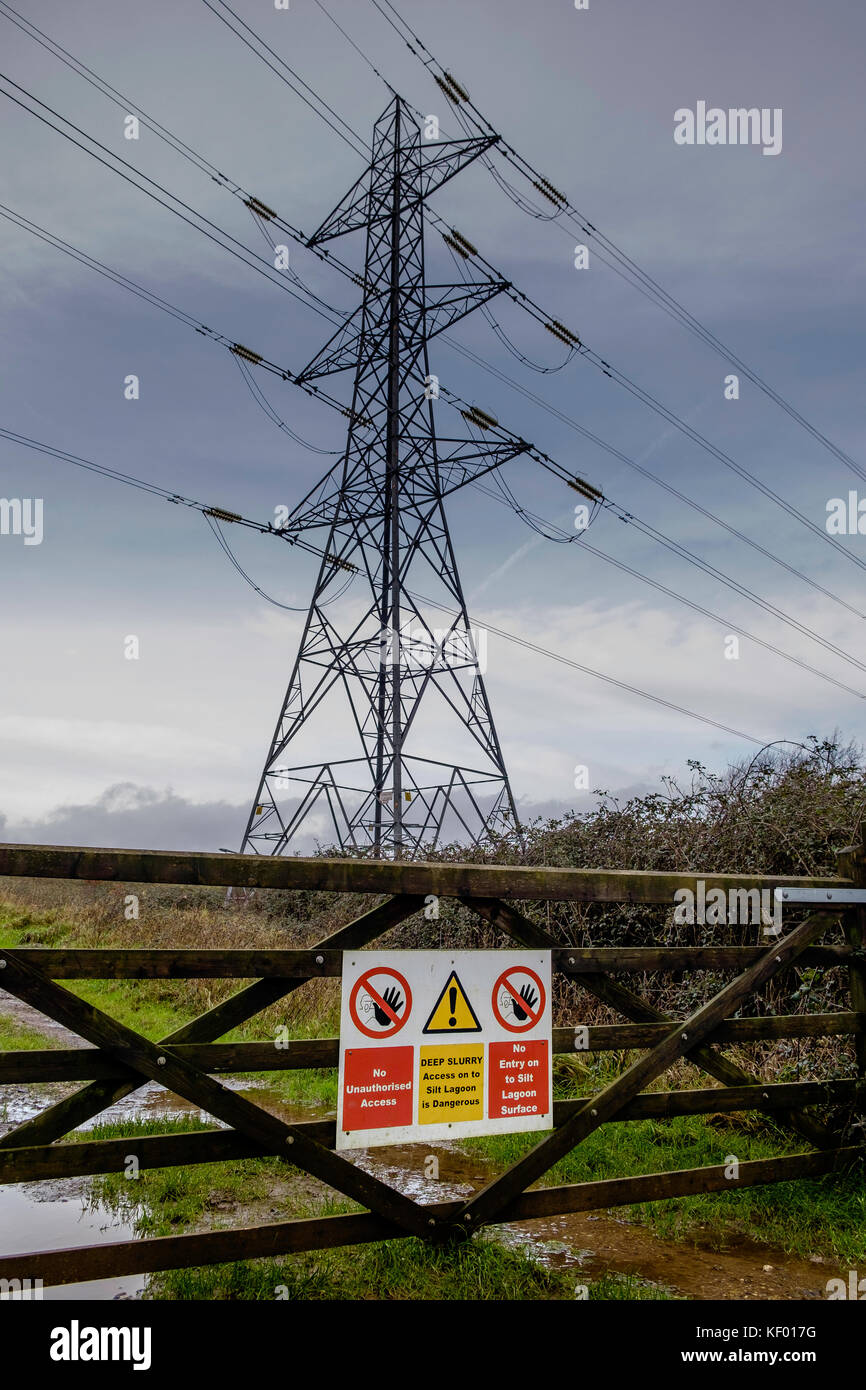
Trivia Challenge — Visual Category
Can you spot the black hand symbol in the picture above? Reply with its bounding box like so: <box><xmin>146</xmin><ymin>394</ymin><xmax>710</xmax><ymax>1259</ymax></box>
<box><xmin>373</xmin><ymin>985</ymin><xmax>403</xmax><ymax>1027</ymax></box>
<box><xmin>512</xmin><ymin>983</ymin><xmax>538</xmax><ymax>1021</ymax></box>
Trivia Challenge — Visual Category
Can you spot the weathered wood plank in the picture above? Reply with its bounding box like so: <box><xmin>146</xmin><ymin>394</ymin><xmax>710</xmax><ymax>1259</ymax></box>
<box><xmin>0</xmin><ymin>1146</ymin><xmax>859</xmax><ymax>1286</ymax></box>
<box><xmin>554</xmin><ymin>1079</ymin><xmax>854</xmax><ymax>1124</ymax></box>
<box><xmin>3</xmin><ymin>1016</ymin><xmax>858</xmax><ymax>1083</ymax></box>
<box><xmin>0</xmin><ymin>1038</ymin><xmax>340</xmax><ymax>1082</ymax></box>
<box><xmin>456</xmin><ymin>911</ymin><xmax>835</xmax><ymax>1230</ymax></box>
<box><xmin>0</xmin><ymin>841</ymin><xmax>848</xmax><ymax>902</ymax></box>
<box><xmin>1</xmin><ymin>949</ymin><xmax>342</xmax><ymax>978</ymax></box>
<box><xmin>552</xmin><ymin>946</ymin><xmax>851</xmax><ymax>972</ymax></box>
<box><xmin>502</xmin><ymin>1145</ymin><xmax>864</xmax><ymax>1221</ymax></box>
<box><xmin>837</xmin><ymin>834</ymin><xmax>866</xmax><ymax>1121</ymax></box>
<box><xmin>0</xmin><ymin>1081</ymin><xmax>853</xmax><ymax>1185</ymax></box>
<box><xmin>0</xmin><ymin>1125</ymin><xmax>333</xmax><ymax>1182</ymax></box>
<box><xmin>0</xmin><ymin>943</ymin><xmax>850</xmax><ymax>980</ymax></box>
<box><xmin>554</xmin><ymin>1014</ymin><xmax>862</xmax><ymax>1051</ymax></box>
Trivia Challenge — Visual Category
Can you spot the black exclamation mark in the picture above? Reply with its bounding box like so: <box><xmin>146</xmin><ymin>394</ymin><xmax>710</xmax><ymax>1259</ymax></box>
<box><xmin>448</xmin><ymin>986</ymin><xmax>457</xmax><ymax>1027</ymax></box>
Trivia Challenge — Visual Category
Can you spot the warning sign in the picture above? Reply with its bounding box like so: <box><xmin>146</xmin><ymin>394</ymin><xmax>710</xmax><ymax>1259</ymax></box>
<box><xmin>337</xmin><ymin>951</ymin><xmax>552</xmax><ymax>1149</ymax></box>
<box><xmin>419</xmin><ymin>1044</ymin><xmax>484</xmax><ymax>1122</ymax></box>
<box><xmin>489</xmin><ymin>1039</ymin><xmax>550</xmax><ymax>1119</ymax></box>
<box><xmin>422</xmin><ymin>971</ymin><xmax>482</xmax><ymax>1034</ymax></box>
<box><xmin>348</xmin><ymin>966</ymin><xmax>412</xmax><ymax>1039</ymax></box>
<box><xmin>492</xmin><ymin>965</ymin><xmax>546</xmax><ymax>1033</ymax></box>
<box><xmin>343</xmin><ymin>1046</ymin><xmax>414</xmax><ymax>1129</ymax></box>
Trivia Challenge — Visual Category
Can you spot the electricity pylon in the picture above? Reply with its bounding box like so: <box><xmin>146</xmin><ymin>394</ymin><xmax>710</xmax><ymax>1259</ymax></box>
<box><xmin>238</xmin><ymin>97</ymin><xmax>528</xmax><ymax>858</ymax></box>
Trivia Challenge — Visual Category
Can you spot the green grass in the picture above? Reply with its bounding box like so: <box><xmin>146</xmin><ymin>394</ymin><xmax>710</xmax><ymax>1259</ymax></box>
<box><xmin>85</xmin><ymin>1116</ymin><xmax>306</xmax><ymax>1235</ymax></box>
<box><xmin>588</xmin><ymin>1271</ymin><xmax>680</xmax><ymax>1300</ymax></box>
<box><xmin>0</xmin><ymin>905</ymin><xmax>339</xmax><ymax>1108</ymax></box>
<box><xmin>83</xmin><ymin>1116</ymin><xmax>600</xmax><ymax>1300</ymax></box>
<box><xmin>466</xmin><ymin>1113</ymin><xmax>866</xmax><ymax>1264</ymax></box>
<box><xmin>0</xmin><ymin>1013</ymin><xmax>65</xmax><ymax>1051</ymax></box>
<box><xmin>267</xmin><ymin>1066</ymin><xmax>338</xmax><ymax>1108</ymax></box>
<box><xmin>151</xmin><ymin>1250</ymin><xmax>680</xmax><ymax>1301</ymax></box>
<box><xmin>83</xmin><ymin>1118</ymin><xmax>679</xmax><ymax>1300</ymax></box>
<box><xmin>148</xmin><ymin>1236</ymin><xmax>585</xmax><ymax>1301</ymax></box>
<box><xmin>0</xmin><ymin>914</ymin><xmax>208</xmax><ymax>1038</ymax></box>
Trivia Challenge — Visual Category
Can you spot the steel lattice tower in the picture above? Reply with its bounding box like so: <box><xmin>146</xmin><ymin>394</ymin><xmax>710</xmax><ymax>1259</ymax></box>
<box><xmin>238</xmin><ymin>98</ymin><xmax>528</xmax><ymax>858</ymax></box>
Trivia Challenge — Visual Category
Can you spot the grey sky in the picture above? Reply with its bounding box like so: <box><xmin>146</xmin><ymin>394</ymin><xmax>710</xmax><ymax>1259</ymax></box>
<box><xmin>1</xmin><ymin>0</ymin><xmax>864</xmax><ymax>851</ymax></box>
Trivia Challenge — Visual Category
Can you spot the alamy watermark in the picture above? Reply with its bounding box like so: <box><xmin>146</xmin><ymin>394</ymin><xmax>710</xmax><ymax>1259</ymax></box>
<box><xmin>0</xmin><ymin>497</ymin><xmax>43</xmax><ymax>545</ymax></box>
<box><xmin>674</xmin><ymin>102</ymin><xmax>782</xmax><ymax>157</ymax></box>
<box><xmin>673</xmin><ymin>880</ymin><xmax>782</xmax><ymax>936</ymax></box>
<box><xmin>0</xmin><ymin>1276</ymin><xmax>43</xmax><ymax>1300</ymax></box>
<box><xmin>49</xmin><ymin>1321</ymin><xmax>151</xmax><ymax>1369</ymax></box>
<box><xmin>826</xmin><ymin>1269</ymin><xmax>866</xmax><ymax>1299</ymax></box>
<box><xmin>826</xmin><ymin>492</ymin><xmax>866</xmax><ymax>535</ymax></box>
<box><xmin>379</xmin><ymin>623</ymin><xmax>487</xmax><ymax>674</ymax></box>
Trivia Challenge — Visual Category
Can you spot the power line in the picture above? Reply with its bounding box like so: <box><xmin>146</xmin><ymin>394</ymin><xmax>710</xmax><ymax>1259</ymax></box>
<box><xmin>444</xmin><ymin>238</ymin><xmax>577</xmax><ymax>375</ymax></box>
<box><xmin>183</xmin><ymin>6</ymin><xmax>866</xmax><ymax>578</ymax></box>
<box><xmin>0</xmin><ymin>426</ymin><xmax>783</xmax><ymax>747</ymax></box>
<box><xmin>0</xmin><ymin>11</ymin><xmax>819</xmax><ymax>817</ymax></box>
<box><xmin>201</xmin><ymin>0</ymin><xmax>369</xmax><ymax>159</ymax></box>
<box><xmin>203</xmin><ymin>512</ymin><xmax>355</xmax><ymax>610</ymax></box>
<box><xmin>7</xmin><ymin>29</ymin><xmax>858</xmax><ymax>578</ymax></box>
<box><xmin>0</xmin><ymin>0</ymin><xmax>332</xmax><ymax>262</ymax></box>
<box><xmin>311</xmin><ymin>0</ymin><xmax>401</xmax><ymax>101</ymax></box>
<box><xmin>601</xmin><ymin>503</ymin><xmax>866</xmax><ymax>677</ymax></box>
<box><xmin>0</xmin><ymin>426</ymin><xmax>355</xmax><ymax>573</ymax></box>
<box><xmin>0</xmin><ymin>72</ymin><xmax>346</xmax><ymax>329</ymax></box>
<box><xmin>230</xmin><ymin>353</ymin><xmax>340</xmax><ymax>456</ymax></box>
<box><xmin>367</xmin><ymin>0</ymin><xmax>866</xmax><ymax>486</ymax></box>
<box><xmin>7</xmin><ymin>196</ymin><xmax>864</xmax><ymax>684</ymax></box>
<box><xmin>469</xmin><ymin>480</ymin><xmax>865</xmax><ymax>701</ymax></box>
<box><xmin>409</xmin><ymin>589</ymin><xmax>768</xmax><ymax>747</ymax></box>
<box><xmin>439</xmin><ymin>333</ymin><xmax>866</xmax><ymax>624</ymax></box>
<box><xmin>434</xmin><ymin>382</ymin><xmax>866</xmax><ymax>677</ymax></box>
<box><xmin>429</xmin><ymin>204</ymin><xmax>866</xmax><ymax>576</ymax></box>
<box><xmin>0</xmin><ymin>0</ymin><xmax>245</xmax><ymax>189</ymax></box>
<box><xmin>6</xmin><ymin>29</ymin><xmax>864</xmax><ymax>685</ymax></box>
<box><xmin>0</xmin><ymin>202</ymin><xmax>362</xmax><ymax>429</ymax></box>
<box><xmin>8</xmin><ymin>8</ymin><xmax>861</xmax><ymax>621</ymax></box>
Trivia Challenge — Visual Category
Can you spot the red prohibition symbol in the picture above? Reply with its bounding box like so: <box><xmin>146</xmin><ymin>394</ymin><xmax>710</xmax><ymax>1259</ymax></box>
<box><xmin>349</xmin><ymin>966</ymin><xmax>413</xmax><ymax>1039</ymax></box>
<box><xmin>492</xmin><ymin>966</ymin><xmax>546</xmax><ymax>1033</ymax></box>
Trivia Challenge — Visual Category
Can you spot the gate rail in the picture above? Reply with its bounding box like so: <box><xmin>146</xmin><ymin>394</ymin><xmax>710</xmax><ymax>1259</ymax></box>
<box><xmin>0</xmin><ymin>836</ymin><xmax>863</xmax><ymax>1290</ymax></box>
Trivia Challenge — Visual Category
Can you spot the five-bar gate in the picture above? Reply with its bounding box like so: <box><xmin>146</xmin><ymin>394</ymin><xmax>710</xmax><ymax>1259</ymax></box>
<box><xmin>0</xmin><ymin>836</ymin><xmax>863</xmax><ymax>1290</ymax></box>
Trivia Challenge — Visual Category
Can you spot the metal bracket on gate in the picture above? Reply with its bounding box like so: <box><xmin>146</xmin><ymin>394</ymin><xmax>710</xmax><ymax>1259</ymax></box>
<box><xmin>775</xmin><ymin>888</ymin><xmax>866</xmax><ymax>906</ymax></box>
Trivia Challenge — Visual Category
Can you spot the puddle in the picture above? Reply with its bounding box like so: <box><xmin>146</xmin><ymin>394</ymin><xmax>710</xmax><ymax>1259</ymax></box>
<box><xmin>495</xmin><ymin>1210</ymin><xmax>832</xmax><ymax>1300</ymax></box>
<box><xmin>0</xmin><ymin>994</ymin><xmax>330</xmax><ymax>1300</ymax></box>
<box><xmin>0</xmin><ymin>1075</ymin><xmax>314</xmax><ymax>1133</ymax></box>
<box><xmin>355</xmin><ymin>1140</ymin><xmax>489</xmax><ymax>1203</ymax></box>
<box><xmin>0</xmin><ymin>1183</ymin><xmax>143</xmax><ymax>1301</ymax></box>
<box><xmin>344</xmin><ymin>1140</ymin><xmax>832</xmax><ymax>1300</ymax></box>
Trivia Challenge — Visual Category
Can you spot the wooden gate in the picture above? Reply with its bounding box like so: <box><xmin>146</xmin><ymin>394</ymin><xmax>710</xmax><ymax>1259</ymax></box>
<box><xmin>0</xmin><ymin>838</ymin><xmax>863</xmax><ymax>1290</ymax></box>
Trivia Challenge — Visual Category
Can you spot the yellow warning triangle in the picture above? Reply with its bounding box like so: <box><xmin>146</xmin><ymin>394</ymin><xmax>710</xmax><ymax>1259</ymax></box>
<box><xmin>422</xmin><ymin>971</ymin><xmax>482</xmax><ymax>1034</ymax></box>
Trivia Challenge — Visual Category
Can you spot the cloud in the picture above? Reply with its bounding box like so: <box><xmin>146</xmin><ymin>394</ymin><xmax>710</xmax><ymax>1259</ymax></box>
<box><xmin>0</xmin><ymin>777</ymin><xmax>670</xmax><ymax>858</ymax></box>
<box><xmin>1</xmin><ymin>782</ymin><xmax>250</xmax><ymax>853</ymax></box>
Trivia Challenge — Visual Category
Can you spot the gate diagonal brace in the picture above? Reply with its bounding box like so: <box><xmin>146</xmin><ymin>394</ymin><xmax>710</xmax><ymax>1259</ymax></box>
<box><xmin>438</xmin><ymin>907</ymin><xmax>836</xmax><ymax>1236</ymax></box>
<box><xmin>462</xmin><ymin>896</ymin><xmax>837</xmax><ymax>1150</ymax></box>
<box><xmin>0</xmin><ymin>949</ymin><xmax>432</xmax><ymax>1240</ymax></box>
<box><xmin>0</xmin><ymin>895</ymin><xmax>424</xmax><ymax>1152</ymax></box>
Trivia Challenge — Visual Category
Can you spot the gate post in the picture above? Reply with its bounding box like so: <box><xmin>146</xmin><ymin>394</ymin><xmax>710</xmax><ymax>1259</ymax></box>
<box><xmin>837</xmin><ymin>826</ymin><xmax>866</xmax><ymax>1131</ymax></box>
